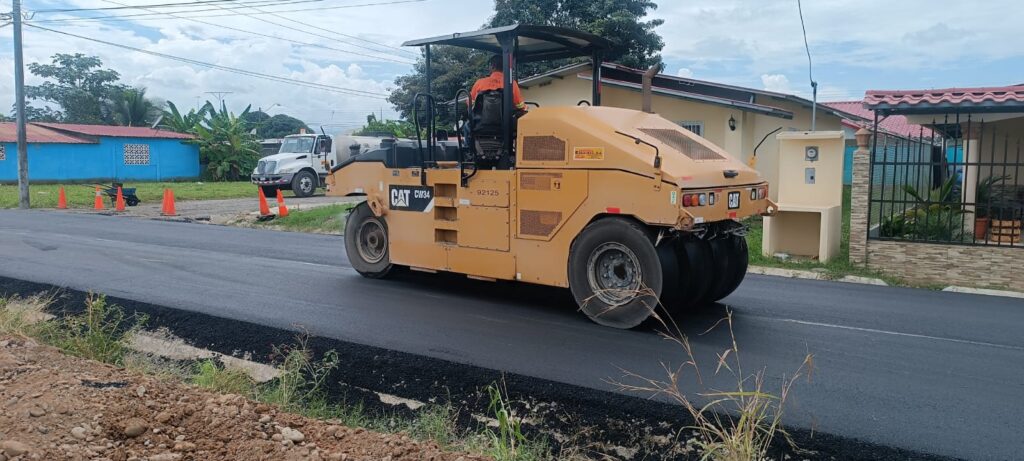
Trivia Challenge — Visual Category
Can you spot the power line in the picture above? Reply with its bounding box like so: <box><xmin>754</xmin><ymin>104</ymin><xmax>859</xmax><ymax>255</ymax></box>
<box><xmin>228</xmin><ymin>0</ymin><xmax>417</xmax><ymax>58</ymax></box>
<box><xmin>32</xmin><ymin>0</ymin><xmax>317</xmax><ymax>14</ymax></box>
<box><xmin>26</xmin><ymin>23</ymin><xmax>390</xmax><ymax>99</ymax></box>
<box><xmin>96</xmin><ymin>0</ymin><xmax>414</xmax><ymax>64</ymax></box>
<box><xmin>198</xmin><ymin>0</ymin><xmax>416</xmax><ymax>62</ymax></box>
<box><xmin>796</xmin><ymin>0</ymin><xmax>818</xmax><ymax>130</ymax></box>
<box><xmin>30</xmin><ymin>0</ymin><xmax>426</xmax><ymax>23</ymax></box>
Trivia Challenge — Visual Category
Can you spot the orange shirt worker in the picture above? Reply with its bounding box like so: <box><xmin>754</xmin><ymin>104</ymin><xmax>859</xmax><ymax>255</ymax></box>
<box><xmin>469</xmin><ymin>55</ymin><xmax>526</xmax><ymax>112</ymax></box>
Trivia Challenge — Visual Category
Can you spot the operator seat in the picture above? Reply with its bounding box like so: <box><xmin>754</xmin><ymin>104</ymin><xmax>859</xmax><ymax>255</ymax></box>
<box><xmin>470</xmin><ymin>90</ymin><xmax>508</xmax><ymax>167</ymax></box>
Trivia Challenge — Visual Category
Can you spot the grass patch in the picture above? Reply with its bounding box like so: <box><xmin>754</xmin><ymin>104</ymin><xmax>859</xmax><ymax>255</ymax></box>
<box><xmin>0</xmin><ymin>294</ymin><xmax>53</xmax><ymax>338</ymax></box>
<box><xmin>0</xmin><ymin>181</ymin><xmax>258</xmax><ymax>209</ymax></box>
<box><xmin>617</xmin><ymin>310</ymin><xmax>814</xmax><ymax>461</ymax></box>
<box><xmin>192</xmin><ymin>359</ymin><xmax>258</xmax><ymax>396</ymax></box>
<box><xmin>257</xmin><ymin>203</ymin><xmax>353</xmax><ymax>234</ymax></box>
<box><xmin>42</xmin><ymin>294</ymin><xmax>146</xmax><ymax>365</ymax></box>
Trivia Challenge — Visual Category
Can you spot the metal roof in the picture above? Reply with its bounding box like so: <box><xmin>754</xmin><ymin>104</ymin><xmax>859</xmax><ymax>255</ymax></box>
<box><xmin>402</xmin><ymin>25</ymin><xmax>612</xmax><ymax>63</ymax></box>
<box><xmin>34</xmin><ymin>122</ymin><xmax>195</xmax><ymax>140</ymax></box>
<box><xmin>0</xmin><ymin>123</ymin><xmax>96</xmax><ymax>144</ymax></box>
<box><xmin>823</xmin><ymin>101</ymin><xmax>934</xmax><ymax>139</ymax></box>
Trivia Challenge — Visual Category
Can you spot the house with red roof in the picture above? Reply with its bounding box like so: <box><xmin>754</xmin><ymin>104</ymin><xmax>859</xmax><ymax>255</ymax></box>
<box><xmin>0</xmin><ymin>122</ymin><xmax>198</xmax><ymax>182</ymax></box>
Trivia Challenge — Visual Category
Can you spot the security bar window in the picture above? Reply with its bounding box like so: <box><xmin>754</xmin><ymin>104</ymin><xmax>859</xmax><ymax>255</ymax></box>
<box><xmin>124</xmin><ymin>144</ymin><xmax>150</xmax><ymax>165</ymax></box>
<box><xmin>0</xmin><ymin>145</ymin><xmax>5</xmax><ymax>161</ymax></box>
<box><xmin>677</xmin><ymin>121</ymin><xmax>704</xmax><ymax>137</ymax></box>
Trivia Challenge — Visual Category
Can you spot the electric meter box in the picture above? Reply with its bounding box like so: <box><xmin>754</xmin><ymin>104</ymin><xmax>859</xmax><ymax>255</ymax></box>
<box><xmin>763</xmin><ymin>131</ymin><xmax>845</xmax><ymax>262</ymax></box>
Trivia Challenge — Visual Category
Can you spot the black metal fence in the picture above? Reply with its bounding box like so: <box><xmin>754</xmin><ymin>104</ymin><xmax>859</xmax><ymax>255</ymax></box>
<box><xmin>868</xmin><ymin>114</ymin><xmax>1024</xmax><ymax>247</ymax></box>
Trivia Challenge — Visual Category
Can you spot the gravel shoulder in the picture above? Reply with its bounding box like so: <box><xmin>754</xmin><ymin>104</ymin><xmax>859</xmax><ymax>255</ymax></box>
<box><xmin>0</xmin><ymin>335</ymin><xmax>485</xmax><ymax>461</ymax></box>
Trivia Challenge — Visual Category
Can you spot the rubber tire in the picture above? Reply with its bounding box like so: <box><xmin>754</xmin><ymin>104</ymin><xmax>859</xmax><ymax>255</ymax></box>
<box><xmin>701</xmin><ymin>235</ymin><xmax>749</xmax><ymax>304</ymax></box>
<box><xmin>344</xmin><ymin>203</ymin><xmax>393</xmax><ymax>279</ymax></box>
<box><xmin>712</xmin><ymin>235</ymin><xmax>749</xmax><ymax>303</ymax></box>
<box><xmin>291</xmin><ymin>170</ymin><xmax>317</xmax><ymax>198</ymax></box>
<box><xmin>260</xmin><ymin>185</ymin><xmax>279</xmax><ymax>199</ymax></box>
<box><xmin>568</xmin><ymin>218</ymin><xmax>662</xmax><ymax>329</ymax></box>
<box><xmin>672</xmin><ymin>238</ymin><xmax>715</xmax><ymax>309</ymax></box>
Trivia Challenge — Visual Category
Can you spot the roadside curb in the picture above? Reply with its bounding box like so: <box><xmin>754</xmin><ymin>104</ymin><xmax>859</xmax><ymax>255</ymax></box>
<box><xmin>748</xmin><ymin>266</ymin><xmax>889</xmax><ymax>286</ymax></box>
<box><xmin>942</xmin><ymin>286</ymin><xmax>1024</xmax><ymax>299</ymax></box>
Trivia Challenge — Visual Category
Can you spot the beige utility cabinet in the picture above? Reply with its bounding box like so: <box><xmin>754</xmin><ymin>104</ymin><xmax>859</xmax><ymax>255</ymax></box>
<box><xmin>762</xmin><ymin>131</ymin><xmax>845</xmax><ymax>262</ymax></box>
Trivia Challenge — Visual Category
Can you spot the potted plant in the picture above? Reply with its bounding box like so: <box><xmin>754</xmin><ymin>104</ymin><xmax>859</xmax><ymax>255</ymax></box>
<box><xmin>975</xmin><ymin>175</ymin><xmax>1009</xmax><ymax>240</ymax></box>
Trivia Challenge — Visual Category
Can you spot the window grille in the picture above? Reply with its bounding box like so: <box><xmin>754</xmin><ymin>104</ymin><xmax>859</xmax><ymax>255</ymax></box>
<box><xmin>676</xmin><ymin>121</ymin><xmax>704</xmax><ymax>137</ymax></box>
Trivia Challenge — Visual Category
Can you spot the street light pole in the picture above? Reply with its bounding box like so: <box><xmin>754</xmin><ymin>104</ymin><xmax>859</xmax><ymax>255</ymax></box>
<box><xmin>12</xmin><ymin>0</ymin><xmax>29</xmax><ymax>209</ymax></box>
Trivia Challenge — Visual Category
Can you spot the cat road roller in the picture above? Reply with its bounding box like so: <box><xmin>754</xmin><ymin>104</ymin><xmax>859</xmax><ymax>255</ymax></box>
<box><xmin>326</xmin><ymin>25</ymin><xmax>776</xmax><ymax>329</ymax></box>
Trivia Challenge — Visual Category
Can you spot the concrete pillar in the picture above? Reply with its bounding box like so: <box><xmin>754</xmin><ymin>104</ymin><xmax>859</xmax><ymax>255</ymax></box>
<box><xmin>961</xmin><ymin>125</ymin><xmax>981</xmax><ymax>211</ymax></box>
<box><xmin>849</xmin><ymin>128</ymin><xmax>872</xmax><ymax>265</ymax></box>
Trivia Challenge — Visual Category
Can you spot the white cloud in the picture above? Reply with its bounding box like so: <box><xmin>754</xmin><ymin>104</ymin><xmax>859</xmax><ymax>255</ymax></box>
<box><xmin>0</xmin><ymin>0</ymin><xmax>493</xmax><ymax>133</ymax></box>
<box><xmin>760</xmin><ymin>74</ymin><xmax>791</xmax><ymax>93</ymax></box>
<box><xmin>676</xmin><ymin>68</ymin><xmax>693</xmax><ymax>78</ymax></box>
<box><xmin>652</xmin><ymin>0</ymin><xmax>1024</xmax><ymax>90</ymax></box>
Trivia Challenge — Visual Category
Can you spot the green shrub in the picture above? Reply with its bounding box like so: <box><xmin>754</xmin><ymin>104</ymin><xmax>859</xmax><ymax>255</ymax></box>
<box><xmin>43</xmin><ymin>294</ymin><xmax>145</xmax><ymax>365</ymax></box>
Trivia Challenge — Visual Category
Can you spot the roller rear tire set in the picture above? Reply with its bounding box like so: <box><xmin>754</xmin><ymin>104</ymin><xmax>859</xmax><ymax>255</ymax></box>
<box><xmin>568</xmin><ymin>218</ymin><xmax>749</xmax><ymax>329</ymax></box>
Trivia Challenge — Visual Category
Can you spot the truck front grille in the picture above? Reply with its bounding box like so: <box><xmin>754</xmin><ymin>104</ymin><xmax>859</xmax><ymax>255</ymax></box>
<box><xmin>256</xmin><ymin>160</ymin><xmax>277</xmax><ymax>174</ymax></box>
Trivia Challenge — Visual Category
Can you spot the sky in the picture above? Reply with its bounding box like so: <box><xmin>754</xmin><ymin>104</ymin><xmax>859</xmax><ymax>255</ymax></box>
<box><xmin>1</xmin><ymin>0</ymin><xmax>1022</xmax><ymax>136</ymax></box>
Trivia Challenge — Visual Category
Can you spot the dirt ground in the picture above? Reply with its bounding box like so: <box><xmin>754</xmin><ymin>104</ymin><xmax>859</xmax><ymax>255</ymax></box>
<box><xmin>63</xmin><ymin>195</ymin><xmax>347</xmax><ymax>225</ymax></box>
<box><xmin>0</xmin><ymin>336</ymin><xmax>486</xmax><ymax>461</ymax></box>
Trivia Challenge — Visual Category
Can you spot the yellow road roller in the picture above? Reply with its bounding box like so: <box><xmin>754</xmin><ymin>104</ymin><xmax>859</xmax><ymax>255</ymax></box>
<box><xmin>326</xmin><ymin>25</ymin><xmax>776</xmax><ymax>328</ymax></box>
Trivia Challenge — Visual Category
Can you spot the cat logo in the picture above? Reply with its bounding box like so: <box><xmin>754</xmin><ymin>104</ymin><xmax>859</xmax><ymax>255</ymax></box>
<box><xmin>388</xmin><ymin>185</ymin><xmax>434</xmax><ymax>212</ymax></box>
<box><xmin>391</xmin><ymin>188</ymin><xmax>411</xmax><ymax>207</ymax></box>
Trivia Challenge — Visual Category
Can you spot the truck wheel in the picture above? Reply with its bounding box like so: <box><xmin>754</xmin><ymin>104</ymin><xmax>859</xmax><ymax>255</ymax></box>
<box><xmin>344</xmin><ymin>203</ymin><xmax>393</xmax><ymax>278</ymax></box>
<box><xmin>568</xmin><ymin>218</ymin><xmax>662</xmax><ymax>329</ymax></box>
<box><xmin>292</xmin><ymin>171</ymin><xmax>317</xmax><ymax>198</ymax></box>
<box><xmin>260</xmin><ymin>185</ymin><xmax>279</xmax><ymax>199</ymax></box>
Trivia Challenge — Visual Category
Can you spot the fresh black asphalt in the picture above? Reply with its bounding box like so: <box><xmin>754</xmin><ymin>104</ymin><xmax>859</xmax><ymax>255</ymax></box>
<box><xmin>1</xmin><ymin>210</ymin><xmax>1021</xmax><ymax>460</ymax></box>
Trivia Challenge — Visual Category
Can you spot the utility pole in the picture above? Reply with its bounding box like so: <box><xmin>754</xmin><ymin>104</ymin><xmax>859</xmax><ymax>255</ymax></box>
<box><xmin>205</xmin><ymin>91</ymin><xmax>232</xmax><ymax>107</ymax></box>
<box><xmin>12</xmin><ymin>0</ymin><xmax>29</xmax><ymax>209</ymax></box>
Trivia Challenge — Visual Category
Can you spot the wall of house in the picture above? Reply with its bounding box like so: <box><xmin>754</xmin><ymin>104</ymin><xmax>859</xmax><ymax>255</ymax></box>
<box><xmin>976</xmin><ymin>116</ymin><xmax>1024</xmax><ymax>187</ymax></box>
<box><xmin>0</xmin><ymin>137</ymin><xmax>199</xmax><ymax>182</ymax></box>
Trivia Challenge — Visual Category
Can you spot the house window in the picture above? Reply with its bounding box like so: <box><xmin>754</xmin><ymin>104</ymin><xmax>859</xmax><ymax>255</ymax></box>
<box><xmin>123</xmin><ymin>144</ymin><xmax>150</xmax><ymax>165</ymax></box>
<box><xmin>0</xmin><ymin>145</ymin><xmax>5</xmax><ymax>161</ymax></box>
<box><xmin>677</xmin><ymin>121</ymin><xmax>704</xmax><ymax>137</ymax></box>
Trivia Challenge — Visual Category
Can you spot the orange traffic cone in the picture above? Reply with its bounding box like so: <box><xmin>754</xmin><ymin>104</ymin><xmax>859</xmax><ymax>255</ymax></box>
<box><xmin>275</xmin><ymin>189</ymin><xmax>289</xmax><ymax>218</ymax></box>
<box><xmin>257</xmin><ymin>187</ymin><xmax>273</xmax><ymax>220</ymax></box>
<box><xmin>161</xmin><ymin>189</ymin><xmax>177</xmax><ymax>216</ymax></box>
<box><xmin>93</xmin><ymin>187</ymin><xmax>105</xmax><ymax>210</ymax></box>
<box><xmin>57</xmin><ymin>186</ymin><xmax>67</xmax><ymax>209</ymax></box>
<box><xmin>115</xmin><ymin>186</ymin><xmax>126</xmax><ymax>212</ymax></box>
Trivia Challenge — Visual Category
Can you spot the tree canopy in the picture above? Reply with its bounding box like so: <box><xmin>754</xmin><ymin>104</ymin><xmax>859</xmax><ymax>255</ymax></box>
<box><xmin>387</xmin><ymin>0</ymin><xmax>664</xmax><ymax>123</ymax></box>
<box><xmin>352</xmin><ymin>114</ymin><xmax>417</xmax><ymax>138</ymax></box>
<box><xmin>242</xmin><ymin>112</ymin><xmax>311</xmax><ymax>139</ymax></box>
<box><xmin>21</xmin><ymin>53</ymin><xmax>164</xmax><ymax>126</ymax></box>
<box><xmin>24</xmin><ymin>53</ymin><xmax>125</xmax><ymax>124</ymax></box>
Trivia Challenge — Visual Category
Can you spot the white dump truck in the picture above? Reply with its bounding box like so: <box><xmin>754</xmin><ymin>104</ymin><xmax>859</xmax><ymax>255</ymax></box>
<box><xmin>251</xmin><ymin>132</ymin><xmax>385</xmax><ymax>198</ymax></box>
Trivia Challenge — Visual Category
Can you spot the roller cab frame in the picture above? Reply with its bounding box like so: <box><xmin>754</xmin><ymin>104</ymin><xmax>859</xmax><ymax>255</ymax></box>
<box><xmin>327</xmin><ymin>25</ymin><xmax>776</xmax><ymax>328</ymax></box>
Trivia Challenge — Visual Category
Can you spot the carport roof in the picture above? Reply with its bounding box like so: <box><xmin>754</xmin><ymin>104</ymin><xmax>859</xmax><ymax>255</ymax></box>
<box><xmin>0</xmin><ymin>122</ymin><xmax>96</xmax><ymax>144</ymax></box>
<box><xmin>864</xmin><ymin>85</ymin><xmax>1024</xmax><ymax>114</ymax></box>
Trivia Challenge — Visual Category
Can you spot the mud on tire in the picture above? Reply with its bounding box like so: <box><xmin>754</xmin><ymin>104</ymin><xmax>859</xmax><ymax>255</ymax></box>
<box><xmin>344</xmin><ymin>203</ymin><xmax>394</xmax><ymax>279</ymax></box>
<box><xmin>568</xmin><ymin>217</ymin><xmax>662</xmax><ymax>329</ymax></box>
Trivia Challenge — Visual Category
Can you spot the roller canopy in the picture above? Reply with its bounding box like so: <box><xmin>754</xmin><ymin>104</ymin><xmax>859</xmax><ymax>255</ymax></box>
<box><xmin>402</xmin><ymin>25</ymin><xmax>612</xmax><ymax>62</ymax></box>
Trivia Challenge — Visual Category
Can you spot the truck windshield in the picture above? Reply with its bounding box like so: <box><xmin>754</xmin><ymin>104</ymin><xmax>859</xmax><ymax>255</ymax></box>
<box><xmin>279</xmin><ymin>137</ymin><xmax>316</xmax><ymax>154</ymax></box>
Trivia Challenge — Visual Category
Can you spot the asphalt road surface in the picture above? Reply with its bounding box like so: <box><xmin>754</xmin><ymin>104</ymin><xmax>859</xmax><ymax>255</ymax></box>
<box><xmin>1</xmin><ymin>210</ymin><xmax>1021</xmax><ymax>460</ymax></box>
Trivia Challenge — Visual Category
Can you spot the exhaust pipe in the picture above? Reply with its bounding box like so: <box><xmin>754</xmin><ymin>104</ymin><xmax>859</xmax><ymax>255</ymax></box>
<box><xmin>641</xmin><ymin>63</ymin><xmax>663</xmax><ymax>114</ymax></box>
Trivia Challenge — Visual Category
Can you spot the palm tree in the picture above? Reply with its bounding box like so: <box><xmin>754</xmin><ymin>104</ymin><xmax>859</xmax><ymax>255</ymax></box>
<box><xmin>111</xmin><ymin>87</ymin><xmax>159</xmax><ymax>127</ymax></box>
<box><xmin>160</xmin><ymin>100</ymin><xmax>212</xmax><ymax>134</ymax></box>
<box><xmin>193</xmin><ymin>102</ymin><xmax>260</xmax><ymax>181</ymax></box>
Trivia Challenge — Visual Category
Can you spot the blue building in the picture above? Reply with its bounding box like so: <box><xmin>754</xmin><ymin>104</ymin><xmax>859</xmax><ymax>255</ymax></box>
<box><xmin>0</xmin><ymin>122</ymin><xmax>199</xmax><ymax>183</ymax></box>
